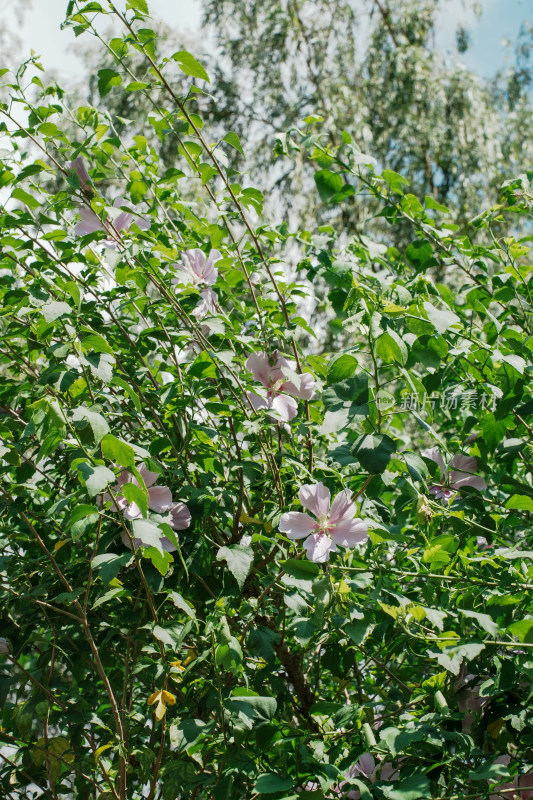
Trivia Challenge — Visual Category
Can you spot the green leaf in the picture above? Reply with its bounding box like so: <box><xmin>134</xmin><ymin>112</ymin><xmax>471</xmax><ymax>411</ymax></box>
<box><xmin>85</xmin><ymin>352</ymin><xmax>114</xmax><ymax>383</ymax></box>
<box><xmin>254</xmin><ymin>774</ymin><xmax>293</xmax><ymax>794</ymax></box>
<box><xmin>222</xmin><ymin>131</ymin><xmax>244</xmax><ymax>156</ymax></box>
<box><xmin>80</xmin><ymin>333</ymin><xmax>114</xmax><ymax>356</ymax></box>
<box><xmin>280</xmin><ymin>559</ymin><xmax>320</xmax><ymax>581</ymax></box>
<box><xmin>352</xmin><ymin>433</ymin><xmax>397</xmax><ymax>474</ymax></box>
<box><xmin>403</xmin><ymin>451</ymin><xmax>428</xmax><ymax>482</ymax></box>
<box><xmin>327</xmin><ymin>354</ymin><xmax>358</xmax><ymax>383</ymax></box>
<box><xmin>97</xmin><ymin>69</ymin><xmax>122</xmax><ymax>97</ymax></box>
<box><xmin>469</xmin><ymin>762</ymin><xmax>511</xmax><ymax>781</ymax></box>
<box><xmin>507</xmin><ymin>619</ymin><xmax>533</xmax><ymax>643</ymax></box>
<box><xmin>506</xmin><ymin>494</ymin><xmax>533</xmax><ymax>511</ymax></box>
<box><xmin>92</xmin><ymin>586</ymin><xmax>130</xmax><ymax>608</ymax></box>
<box><xmin>91</xmin><ymin>553</ymin><xmax>133</xmax><ymax>583</ymax></box>
<box><xmin>375</xmin><ymin>330</ymin><xmax>407</xmax><ymax>365</ymax></box>
<box><xmin>171</xmin><ymin>50</ymin><xmax>210</xmax><ymax>82</ymax></box>
<box><xmin>382</xmin><ymin>775</ymin><xmax>430</xmax><ymax>799</ymax></box>
<box><xmin>127</xmin><ymin>0</ymin><xmax>149</xmax><ymax>13</ymax></box>
<box><xmin>41</xmin><ymin>301</ymin><xmax>71</xmax><ymax>322</ymax></box>
<box><xmin>131</xmin><ymin>519</ymin><xmax>164</xmax><ymax>553</ymax></box>
<box><xmin>77</xmin><ymin>463</ymin><xmax>115</xmax><ymax>496</ymax></box>
<box><xmin>122</xmin><ymin>482</ymin><xmax>149</xmax><ymax>518</ymax></box>
<box><xmin>314</xmin><ymin>169</ymin><xmax>343</xmax><ymax>202</ymax></box>
<box><xmin>169</xmin><ymin>591</ymin><xmax>196</xmax><ymax>620</ymax></box>
<box><xmin>125</xmin><ymin>81</ymin><xmax>150</xmax><ymax>91</ymax></box>
<box><xmin>11</xmin><ymin>187</ymin><xmax>41</xmax><ymax>208</ymax></box>
<box><xmin>215</xmin><ymin>636</ymin><xmax>243</xmax><ymax>669</ymax></box>
<box><xmin>322</xmin><ymin>374</ymin><xmax>368</xmax><ymax>411</ymax></box>
<box><xmin>72</xmin><ymin>406</ymin><xmax>110</xmax><ymax>445</ymax></box>
<box><xmin>100</xmin><ymin>434</ymin><xmax>135</xmax><ymax>468</ymax></box>
<box><xmin>225</xmin><ymin>692</ymin><xmax>277</xmax><ymax>721</ymax></box>
<box><xmin>423</xmin><ymin>301</ymin><xmax>461</xmax><ymax>334</ymax></box>
<box><xmin>382</xmin><ymin>169</ymin><xmax>410</xmax><ymax>193</ymax></box>
<box><xmin>153</xmin><ymin>623</ymin><xmax>188</xmax><ymax>649</ymax></box>
<box><xmin>217</xmin><ymin>545</ymin><xmax>253</xmax><ymax>589</ymax></box>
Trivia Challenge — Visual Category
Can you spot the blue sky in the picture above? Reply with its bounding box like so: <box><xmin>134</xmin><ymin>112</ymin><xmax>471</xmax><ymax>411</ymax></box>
<box><xmin>4</xmin><ymin>0</ymin><xmax>531</xmax><ymax>81</ymax></box>
<box><xmin>437</xmin><ymin>0</ymin><xmax>531</xmax><ymax>76</ymax></box>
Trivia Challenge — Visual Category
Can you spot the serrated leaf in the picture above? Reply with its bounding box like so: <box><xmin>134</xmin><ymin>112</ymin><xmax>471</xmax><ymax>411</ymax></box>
<box><xmin>72</xmin><ymin>406</ymin><xmax>110</xmax><ymax>445</ymax></box>
<box><xmin>217</xmin><ymin>545</ymin><xmax>253</xmax><ymax>589</ymax></box>
<box><xmin>77</xmin><ymin>463</ymin><xmax>115</xmax><ymax>496</ymax></box>
<box><xmin>376</xmin><ymin>330</ymin><xmax>407</xmax><ymax>365</ymax></box>
<box><xmin>41</xmin><ymin>301</ymin><xmax>71</xmax><ymax>322</ymax></box>
<box><xmin>352</xmin><ymin>433</ymin><xmax>396</xmax><ymax>474</ymax></box>
<box><xmin>11</xmin><ymin>187</ymin><xmax>41</xmax><ymax>208</ymax></box>
<box><xmin>423</xmin><ymin>301</ymin><xmax>461</xmax><ymax>334</ymax></box>
<box><xmin>100</xmin><ymin>433</ymin><xmax>135</xmax><ymax>468</ymax></box>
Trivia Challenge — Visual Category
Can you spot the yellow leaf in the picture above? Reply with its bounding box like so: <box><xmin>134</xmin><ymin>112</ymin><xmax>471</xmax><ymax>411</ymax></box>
<box><xmin>94</xmin><ymin>744</ymin><xmax>113</xmax><ymax>761</ymax></box>
<box><xmin>161</xmin><ymin>690</ymin><xmax>176</xmax><ymax>706</ymax></box>
<box><xmin>54</xmin><ymin>540</ymin><xmax>68</xmax><ymax>552</ymax></box>
<box><xmin>147</xmin><ymin>689</ymin><xmax>176</xmax><ymax>721</ymax></box>
<box><xmin>488</xmin><ymin>718</ymin><xmax>504</xmax><ymax>739</ymax></box>
<box><xmin>239</xmin><ymin>512</ymin><xmax>258</xmax><ymax>525</ymax></box>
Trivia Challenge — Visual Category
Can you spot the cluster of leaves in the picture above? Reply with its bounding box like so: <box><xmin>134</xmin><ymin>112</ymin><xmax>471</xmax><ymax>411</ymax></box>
<box><xmin>0</xmin><ymin>2</ymin><xmax>532</xmax><ymax>799</ymax></box>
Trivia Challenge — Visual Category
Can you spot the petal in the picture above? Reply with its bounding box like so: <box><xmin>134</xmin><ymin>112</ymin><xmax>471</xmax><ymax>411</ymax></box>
<box><xmin>450</xmin><ymin>453</ymin><xmax>479</xmax><ymax>474</ymax></box>
<box><xmin>134</xmin><ymin>215</ymin><xmax>150</xmax><ymax>231</ymax></box>
<box><xmin>246</xmin><ymin>391</ymin><xmax>269</xmax><ymax>413</ymax></box>
<box><xmin>331</xmin><ymin>518</ymin><xmax>368</xmax><ymax>548</ymax></box>
<box><xmin>282</xmin><ymin>372</ymin><xmax>316</xmax><ymax>400</ymax></box>
<box><xmin>245</xmin><ymin>351</ymin><xmax>271</xmax><ymax>387</ymax></box>
<box><xmin>299</xmin><ymin>482</ymin><xmax>331</xmax><ymax>518</ymax></box>
<box><xmin>271</xmin><ymin>393</ymin><xmax>298</xmax><ymax>421</ymax></box>
<box><xmin>279</xmin><ymin>511</ymin><xmax>316</xmax><ymax>539</ymax></box>
<box><xmin>160</xmin><ymin>536</ymin><xmax>178</xmax><ymax>553</ymax></box>
<box><xmin>68</xmin><ymin>156</ymin><xmax>91</xmax><ymax>189</ymax></box>
<box><xmin>192</xmin><ymin>287</ymin><xmax>217</xmax><ymax>319</ymax></box>
<box><xmin>170</xmin><ymin>502</ymin><xmax>191</xmax><ymax>530</ymax></box>
<box><xmin>303</xmin><ymin>533</ymin><xmax>336</xmax><ymax>563</ymax></box>
<box><xmin>75</xmin><ymin>207</ymin><xmax>104</xmax><ymax>235</ymax></box>
<box><xmin>123</xmin><ymin>501</ymin><xmax>141</xmax><ymax>520</ymax></box>
<box><xmin>113</xmin><ymin>211</ymin><xmax>133</xmax><ymax>233</ymax></box>
<box><xmin>450</xmin><ymin>473</ymin><xmax>487</xmax><ymax>492</ymax></box>
<box><xmin>353</xmin><ymin>753</ymin><xmax>375</xmax><ymax>780</ymax></box>
<box><xmin>422</xmin><ymin>447</ymin><xmax>446</xmax><ymax>477</ymax></box>
<box><xmin>380</xmin><ymin>763</ymin><xmax>398</xmax><ymax>782</ymax></box>
<box><xmin>204</xmin><ymin>249</ymin><xmax>221</xmax><ymax>284</ymax></box>
<box><xmin>137</xmin><ymin>466</ymin><xmax>159</xmax><ymax>487</ymax></box>
<box><xmin>120</xmin><ymin>529</ymin><xmax>141</xmax><ymax>550</ymax></box>
<box><xmin>148</xmin><ymin>485</ymin><xmax>173</xmax><ymax>512</ymax></box>
<box><xmin>329</xmin><ymin>489</ymin><xmax>356</xmax><ymax>524</ymax></box>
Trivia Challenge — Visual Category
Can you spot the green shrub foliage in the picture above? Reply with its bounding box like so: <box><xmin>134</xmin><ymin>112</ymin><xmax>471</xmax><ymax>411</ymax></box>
<box><xmin>0</xmin><ymin>3</ymin><xmax>533</xmax><ymax>798</ymax></box>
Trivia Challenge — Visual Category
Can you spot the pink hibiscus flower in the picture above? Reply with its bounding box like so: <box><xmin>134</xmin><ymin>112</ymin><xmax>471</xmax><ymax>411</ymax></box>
<box><xmin>75</xmin><ymin>196</ymin><xmax>149</xmax><ymax>245</ymax></box>
<box><xmin>173</xmin><ymin>248</ymin><xmax>221</xmax><ymax>288</ymax></box>
<box><xmin>103</xmin><ymin>466</ymin><xmax>191</xmax><ymax>553</ymax></box>
<box><xmin>192</xmin><ymin>287</ymin><xmax>218</xmax><ymax>319</ymax></box>
<box><xmin>454</xmin><ymin>666</ymin><xmax>487</xmax><ymax>733</ymax></box>
<box><xmin>245</xmin><ymin>350</ymin><xmax>316</xmax><ymax>422</ymax></box>
<box><xmin>302</xmin><ymin>753</ymin><xmax>396</xmax><ymax>799</ymax></box>
<box><xmin>481</xmin><ymin>756</ymin><xmax>533</xmax><ymax>800</ymax></box>
<box><xmin>422</xmin><ymin>448</ymin><xmax>486</xmax><ymax>503</ymax></box>
<box><xmin>279</xmin><ymin>482</ymin><xmax>368</xmax><ymax>563</ymax></box>
<box><xmin>67</xmin><ymin>156</ymin><xmax>92</xmax><ymax>193</ymax></box>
